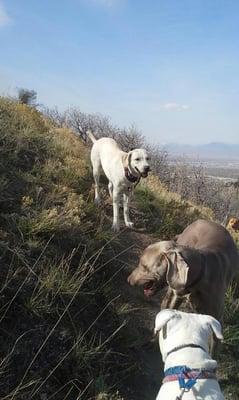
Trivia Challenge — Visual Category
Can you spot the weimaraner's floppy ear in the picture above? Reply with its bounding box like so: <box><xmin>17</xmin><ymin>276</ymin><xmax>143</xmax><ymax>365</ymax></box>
<box><xmin>165</xmin><ymin>248</ymin><xmax>203</xmax><ymax>293</ymax></box>
<box><xmin>165</xmin><ymin>251</ymin><xmax>189</xmax><ymax>292</ymax></box>
<box><xmin>204</xmin><ymin>315</ymin><xmax>223</xmax><ymax>340</ymax></box>
<box><xmin>154</xmin><ymin>309</ymin><xmax>178</xmax><ymax>334</ymax></box>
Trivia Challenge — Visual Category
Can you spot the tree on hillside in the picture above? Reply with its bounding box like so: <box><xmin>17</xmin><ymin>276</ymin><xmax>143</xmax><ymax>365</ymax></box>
<box><xmin>148</xmin><ymin>144</ymin><xmax>169</xmax><ymax>182</ymax></box>
<box><xmin>65</xmin><ymin>107</ymin><xmax>120</xmax><ymax>141</ymax></box>
<box><xmin>43</xmin><ymin>106</ymin><xmax>67</xmax><ymax>127</ymax></box>
<box><xmin>117</xmin><ymin>125</ymin><xmax>145</xmax><ymax>152</ymax></box>
<box><xmin>17</xmin><ymin>88</ymin><xmax>37</xmax><ymax>106</ymax></box>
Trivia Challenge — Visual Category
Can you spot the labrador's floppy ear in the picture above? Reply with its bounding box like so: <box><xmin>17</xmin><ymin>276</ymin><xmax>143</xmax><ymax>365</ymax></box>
<box><xmin>204</xmin><ymin>315</ymin><xmax>223</xmax><ymax>340</ymax></box>
<box><xmin>165</xmin><ymin>251</ymin><xmax>189</xmax><ymax>292</ymax></box>
<box><xmin>127</xmin><ymin>151</ymin><xmax>133</xmax><ymax>168</ymax></box>
<box><xmin>122</xmin><ymin>151</ymin><xmax>133</xmax><ymax>169</ymax></box>
<box><xmin>154</xmin><ymin>309</ymin><xmax>178</xmax><ymax>334</ymax></box>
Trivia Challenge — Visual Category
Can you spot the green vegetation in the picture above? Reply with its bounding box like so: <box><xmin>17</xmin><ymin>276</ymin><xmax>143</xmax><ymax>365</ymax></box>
<box><xmin>0</xmin><ymin>97</ymin><xmax>238</xmax><ymax>399</ymax></box>
<box><xmin>135</xmin><ymin>175</ymin><xmax>213</xmax><ymax>237</ymax></box>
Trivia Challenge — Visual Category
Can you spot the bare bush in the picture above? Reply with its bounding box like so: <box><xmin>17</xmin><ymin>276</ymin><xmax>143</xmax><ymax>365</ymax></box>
<box><xmin>65</xmin><ymin>107</ymin><xmax>120</xmax><ymax>141</ymax></box>
<box><xmin>164</xmin><ymin>160</ymin><xmax>239</xmax><ymax>222</ymax></box>
<box><xmin>146</xmin><ymin>144</ymin><xmax>170</xmax><ymax>183</ymax></box>
<box><xmin>166</xmin><ymin>160</ymin><xmax>192</xmax><ymax>199</ymax></box>
<box><xmin>17</xmin><ymin>88</ymin><xmax>37</xmax><ymax>106</ymax></box>
<box><xmin>116</xmin><ymin>125</ymin><xmax>145</xmax><ymax>151</ymax></box>
<box><xmin>43</xmin><ymin>106</ymin><xmax>67</xmax><ymax>127</ymax></box>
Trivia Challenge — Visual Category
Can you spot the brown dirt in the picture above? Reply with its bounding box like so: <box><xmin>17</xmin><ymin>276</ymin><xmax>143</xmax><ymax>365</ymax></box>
<box><xmin>106</xmin><ymin>224</ymin><xmax>165</xmax><ymax>400</ymax></box>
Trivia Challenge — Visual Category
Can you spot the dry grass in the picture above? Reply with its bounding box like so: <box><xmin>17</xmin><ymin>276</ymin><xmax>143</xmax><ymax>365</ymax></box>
<box><xmin>135</xmin><ymin>175</ymin><xmax>213</xmax><ymax>238</ymax></box>
<box><xmin>0</xmin><ymin>97</ymin><xmax>238</xmax><ymax>400</ymax></box>
<box><xmin>0</xmin><ymin>97</ymin><xmax>128</xmax><ymax>399</ymax></box>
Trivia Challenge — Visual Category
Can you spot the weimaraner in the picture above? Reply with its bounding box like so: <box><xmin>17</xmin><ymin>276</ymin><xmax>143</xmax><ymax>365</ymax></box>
<box><xmin>128</xmin><ymin>219</ymin><xmax>239</xmax><ymax>321</ymax></box>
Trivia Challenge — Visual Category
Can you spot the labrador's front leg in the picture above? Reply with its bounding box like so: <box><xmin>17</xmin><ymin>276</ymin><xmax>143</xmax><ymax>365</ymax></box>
<box><xmin>123</xmin><ymin>193</ymin><xmax>133</xmax><ymax>228</ymax></box>
<box><xmin>112</xmin><ymin>190</ymin><xmax>120</xmax><ymax>232</ymax></box>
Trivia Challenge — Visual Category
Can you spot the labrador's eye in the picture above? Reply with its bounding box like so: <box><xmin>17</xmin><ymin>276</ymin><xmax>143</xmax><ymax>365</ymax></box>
<box><xmin>135</xmin><ymin>158</ymin><xmax>140</xmax><ymax>161</ymax></box>
<box><xmin>146</xmin><ymin>157</ymin><xmax>150</xmax><ymax>161</ymax></box>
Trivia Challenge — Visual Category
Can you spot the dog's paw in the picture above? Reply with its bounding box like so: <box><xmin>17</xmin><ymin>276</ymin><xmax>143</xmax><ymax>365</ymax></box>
<box><xmin>111</xmin><ymin>223</ymin><xmax>120</xmax><ymax>233</ymax></box>
<box><xmin>125</xmin><ymin>221</ymin><xmax>134</xmax><ymax>229</ymax></box>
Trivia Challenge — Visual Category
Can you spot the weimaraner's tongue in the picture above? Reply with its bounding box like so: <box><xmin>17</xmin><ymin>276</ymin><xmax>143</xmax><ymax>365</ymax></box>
<box><xmin>143</xmin><ymin>282</ymin><xmax>156</xmax><ymax>297</ymax></box>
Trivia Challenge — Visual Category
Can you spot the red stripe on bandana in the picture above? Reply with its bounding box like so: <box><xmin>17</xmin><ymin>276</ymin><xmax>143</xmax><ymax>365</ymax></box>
<box><xmin>163</xmin><ymin>370</ymin><xmax>217</xmax><ymax>383</ymax></box>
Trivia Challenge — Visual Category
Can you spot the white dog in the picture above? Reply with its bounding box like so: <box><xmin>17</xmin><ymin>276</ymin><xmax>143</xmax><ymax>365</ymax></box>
<box><xmin>88</xmin><ymin>131</ymin><xmax>151</xmax><ymax>232</ymax></box>
<box><xmin>154</xmin><ymin>310</ymin><xmax>224</xmax><ymax>400</ymax></box>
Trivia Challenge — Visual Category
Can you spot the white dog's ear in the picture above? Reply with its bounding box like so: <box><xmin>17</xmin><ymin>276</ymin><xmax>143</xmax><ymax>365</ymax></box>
<box><xmin>127</xmin><ymin>151</ymin><xmax>133</xmax><ymax>168</ymax></box>
<box><xmin>122</xmin><ymin>151</ymin><xmax>132</xmax><ymax>169</ymax></box>
<box><xmin>204</xmin><ymin>316</ymin><xmax>223</xmax><ymax>340</ymax></box>
<box><xmin>154</xmin><ymin>309</ymin><xmax>177</xmax><ymax>334</ymax></box>
<box><xmin>165</xmin><ymin>251</ymin><xmax>189</xmax><ymax>292</ymax></box>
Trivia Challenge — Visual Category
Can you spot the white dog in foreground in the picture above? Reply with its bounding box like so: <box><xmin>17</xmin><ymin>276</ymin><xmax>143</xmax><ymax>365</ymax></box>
<box><xmin>154</xmin><ymin>310</ymin><xmax>224</xmax><ymax>400</ymax></box>
<box><xmin>88</xmin><ymin>131</ymin><xmax>151</xmax><ymax>232</ymax></box>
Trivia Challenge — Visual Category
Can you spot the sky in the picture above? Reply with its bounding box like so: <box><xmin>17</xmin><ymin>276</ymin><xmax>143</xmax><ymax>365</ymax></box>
<box><xmin>0</xmin><ymin>0</ymin><xmax>239</xmax><ymax>144</ymax></box>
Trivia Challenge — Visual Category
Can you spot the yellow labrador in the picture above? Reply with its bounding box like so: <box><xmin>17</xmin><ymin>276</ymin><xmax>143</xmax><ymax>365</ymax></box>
<box><xmin>88</xmin><ymin>130</ymin><xmax>151</xmax><ymax>232</ymax></box>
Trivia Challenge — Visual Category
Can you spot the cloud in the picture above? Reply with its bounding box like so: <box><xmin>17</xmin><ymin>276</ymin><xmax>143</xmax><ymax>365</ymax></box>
<box><xmin>0</xmin><ymin>2</ymin><xmax>11</xmax><ymax>27</ymax></box>
<box><xmin>163</xmin><ymin>103</ymin><xmax>190</xmax><ymax>111</ymax></box>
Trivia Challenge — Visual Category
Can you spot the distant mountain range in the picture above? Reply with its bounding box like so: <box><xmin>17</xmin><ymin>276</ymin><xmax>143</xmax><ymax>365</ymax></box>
<box><xmin>164</xmin><ymin>142</ymin><xmax>239</xmax><ymax>160</ymax></box>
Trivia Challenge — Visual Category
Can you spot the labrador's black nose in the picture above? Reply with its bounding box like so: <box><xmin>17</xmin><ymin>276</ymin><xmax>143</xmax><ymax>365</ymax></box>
<box><xmin>144</xmin><ymin>166</ymin><xmax>151</xmax><ymax>172</ymax></box>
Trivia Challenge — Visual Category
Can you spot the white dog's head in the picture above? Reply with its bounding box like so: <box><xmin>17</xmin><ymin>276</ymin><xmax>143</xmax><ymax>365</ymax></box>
<box><xmin>127</xmin><ymin>148</ymin><xmax>151</xmax><ymax>178</ymax></box>
<box><xmin>154</xmin><ymin>310</ymin><xmax>223</xmax><ymax>362</ymax></box>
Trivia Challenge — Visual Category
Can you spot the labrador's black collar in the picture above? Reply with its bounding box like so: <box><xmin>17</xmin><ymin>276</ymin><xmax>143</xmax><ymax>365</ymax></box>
<box><xmin>124</xmin><ymin>167</ymin><xmax>140</xmax><ymax>185</ymax></box>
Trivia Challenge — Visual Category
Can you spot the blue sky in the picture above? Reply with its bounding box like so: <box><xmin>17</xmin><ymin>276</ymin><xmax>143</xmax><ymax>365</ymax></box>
<box><xmin>0</xmin><ymin>0</ymin><xmax>239</xmax><ymax>144</ymax></box>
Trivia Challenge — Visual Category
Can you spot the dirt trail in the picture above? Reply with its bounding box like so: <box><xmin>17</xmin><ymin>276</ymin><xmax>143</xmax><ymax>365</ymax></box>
<box><xmin>108</xmin><ymin>226</ymin><xmax>165</xmax><ymax>400</ymax></box>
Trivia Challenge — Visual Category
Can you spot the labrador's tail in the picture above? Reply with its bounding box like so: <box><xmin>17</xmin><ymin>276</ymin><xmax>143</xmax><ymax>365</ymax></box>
<box><xmin>87</xmin><ymin>130</ymin><xmax>97</xmax><ymax>143</ymax></box>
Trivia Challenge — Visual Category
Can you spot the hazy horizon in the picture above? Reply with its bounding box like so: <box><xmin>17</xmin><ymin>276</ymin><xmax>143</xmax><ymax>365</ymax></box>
<box><xmin>163</xmin><ymin>141</ymin><xmax>239</xmax><ymax>145</ymax></box>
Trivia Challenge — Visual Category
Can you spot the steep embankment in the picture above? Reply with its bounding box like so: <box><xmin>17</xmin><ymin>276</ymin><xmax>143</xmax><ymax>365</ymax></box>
<box><xmin>0</xmin><ymin>97</ymin><xmax>238</xmax><ymax>400</ymax></box>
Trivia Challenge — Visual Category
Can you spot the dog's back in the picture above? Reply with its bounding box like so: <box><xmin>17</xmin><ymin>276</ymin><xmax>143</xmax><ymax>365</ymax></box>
<box><xmin>90</xmin><ymin>136</ymin><xmax>125</xmax><ymax>180</ymax></box>
<box><xmin>176</xmin><ymin>219</ymin><xmax>239</xmax><ymax>279</ymax></box>
<box><xmin>176</xmin><ymin>219</ymin><xmax>235</xmax><ymax>251</ymax></box>
<box><xmin>91</xmin><ymin>137</ymin><xmax>122</xmax><ymax>156</ymax></box>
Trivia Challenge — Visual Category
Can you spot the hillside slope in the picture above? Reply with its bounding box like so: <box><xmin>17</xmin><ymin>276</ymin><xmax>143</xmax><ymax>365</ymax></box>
<box><xmin>0</xmin><ymin>97</ymin><xmax>238</xmax><ymax>400</ymax></box>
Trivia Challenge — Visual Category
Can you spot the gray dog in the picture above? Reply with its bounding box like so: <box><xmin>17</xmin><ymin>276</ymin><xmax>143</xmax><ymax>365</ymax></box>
<box><xmin>128</xmin><ymin>219</ymin><xmax>239</xmax><ymax>321</ymax></box>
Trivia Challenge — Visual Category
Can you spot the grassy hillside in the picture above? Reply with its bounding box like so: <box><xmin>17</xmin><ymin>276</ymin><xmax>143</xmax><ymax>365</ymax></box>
<box><xmin>0</xmin><ymin>97</ymin><xmax>238</xmax><ymax>399</ymax></box>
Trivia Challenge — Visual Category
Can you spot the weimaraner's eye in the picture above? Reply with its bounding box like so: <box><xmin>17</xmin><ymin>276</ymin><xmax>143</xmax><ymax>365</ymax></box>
<box><xmin>142</xmin><ymin>263</ymin><xmax>150</xmax><ymax>272</ymax></box>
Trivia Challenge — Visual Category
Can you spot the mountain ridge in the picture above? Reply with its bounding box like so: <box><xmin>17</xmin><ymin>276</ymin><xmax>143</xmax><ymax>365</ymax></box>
<box><xmin>164</xmin><ymin>142</ymin><xmax>239</xmax><ymax>160</ymax></box>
